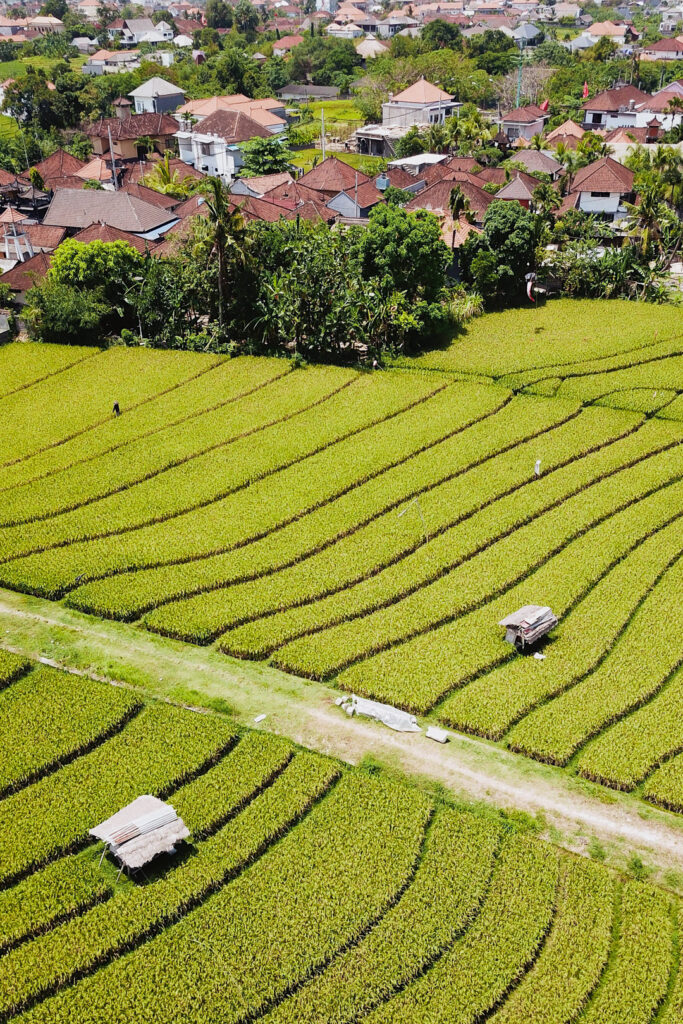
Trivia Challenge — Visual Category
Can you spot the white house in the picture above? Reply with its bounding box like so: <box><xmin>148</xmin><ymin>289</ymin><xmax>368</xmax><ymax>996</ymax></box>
<box><xmin>129</xmin><ymin>77</ymin><xmax>185</xmax><ymax>114</ymax></box>
<box><xmin>581</xmin><ymin>85</ymin><xmax>650</xmax><ymax>130</ymax></box>
<box><xmin>570</xmin><ymin>156</ymin><xmax>635</xmax><ymax>220</ymax></box>
<box><xmin>82</xmin><ymin>50</ymin><xmax>142</xmax><ymax>75</ymax></box>
<box><xmin>175</xmin><ymin>108</ymin><xmax>272</xmax><ymax>183</ymax></box>
<box><xmin>382</xmin><ymin>78</ymin><xmax>457</xmax><ymax>127</ymax></box>
<box><xmin>500</xmin><ymin>103</ymin><xmax>549</xmax><ymax>141</ymax></box>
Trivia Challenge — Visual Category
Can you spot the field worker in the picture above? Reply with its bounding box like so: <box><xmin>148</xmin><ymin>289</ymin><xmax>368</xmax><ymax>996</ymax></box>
<box><xmin>113</xmin><ymin>401</ymin><xmax>120</xmax><ymax>417</ymax></box>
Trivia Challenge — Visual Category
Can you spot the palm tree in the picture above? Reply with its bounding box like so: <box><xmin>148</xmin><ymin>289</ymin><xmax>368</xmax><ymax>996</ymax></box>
<box><xmin>142</xmin><ymin>152</ymin><xmax>198</xmax><ymax>199</ymax></box>
<box><xmin>622</xmin><ymin>180</ymin><xmax>666</xmax><ymax>256</ymax></box>
<box><xmin>426</xmin><ymin>122</ymin><xmax>448</xmax><ymax>154</ymax></box>
<box><xmin>559</xmin><ymin>149</ymin><xmax>587</xmax><ymax>195</ymax></box>
<box><xmin>204</xmin><ymin>176</ymin><xmax>247</xmax><ymax>331</ymax></box>
<box><xmin>448</xmin><ymin>185</ymin><xmax>473</xmax><ymax>249</ymax></box>
<box><xmin>529</xmin><ymin>132</ymin><xmax>548</xmax><ymax>151</ymax></box>
<box><xmin>531</xmin><ymin>182</ymin><xmax>561</xmax><ymax>218</ymax></box>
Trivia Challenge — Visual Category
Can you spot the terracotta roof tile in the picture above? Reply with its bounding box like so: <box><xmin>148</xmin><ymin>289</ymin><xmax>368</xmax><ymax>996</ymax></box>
<box><xmin>71</xmin><ymin>222</ymin><xmax>150</xmax><ymax>252</ymax></box>
<box><xmin>24</xmin><ymin>224</ymin><xmax>67</xmax><ymax>250</ymax></box>
<box><xmin>299</xmin><ymin>156</ymin><xmax>369</xmax><ymax>195</ymax></box>
<box><xmin>33</xmin><ymin>149</ymin><xmax>85</xmax><ymax>180</ymax></box>
<box><xmin>570</xmin><ymin>156</ymin><xmax>635</xmax><ymax>193</ymax></box>
<box><xmin>119</xmin><ymin>181</ymin><xmax>179</xmax><ymax>209</ymax></box>
<box><xmin>193</xmin><ymin>108</ymin><xmax>270</xmax><ymax>143</ymax></box>
<box><xmin>1</xmin><ymin>251</ymin><xmax>51</xmax><ymax>291</ymax></box>
<box><xmin>405</xmin><ymin>178</ymin><xmax>493</xmax><ymax>220</ymax></box>
<box><xmin>582</xmin><ymin>85</ymin><xmax>649</xmax><ymax>112</ymax></box>
<box><xmin>82</xmin><ymin>113</ymin><xmax>179</xmax><ymax>142</ymax></box>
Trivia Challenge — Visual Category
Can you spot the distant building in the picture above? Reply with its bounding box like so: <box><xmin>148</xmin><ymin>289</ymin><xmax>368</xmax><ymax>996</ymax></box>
<box><xmin>128</xmin><ymin>77</ymin><xmax>186</xmax><ymax>115</ymax></box>
<box><xmin>499</xmin><ymin>103</ymin><xmax>549</xmax><ymax>141</ymax></box>
<box><xmin>175</xmin><ymin>109</ymin><xmax>272</xmax><ymax>183</ymax></box>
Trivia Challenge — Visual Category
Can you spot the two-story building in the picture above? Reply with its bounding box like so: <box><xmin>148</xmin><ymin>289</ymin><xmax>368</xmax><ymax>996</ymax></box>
<box><xmin>499</xmin><ymin>103</ymin><xmax>549</xmax><ymax>141</ymax></box>
<box><xmin>175</xmin><ymin>109</ymin><xmax>272</xmax><ymax>182</ymax></box>
<box><xmin>128</xmin><ymin>77</ymin><xmax>185</xmax><ymax>114</ymax></box>
<box><xmin>581</xmin><ymin>85</ymin><xmax>650</xmax><ymax>131</ymax></box>
<box><xmin>569</xmin><ymin>156</ymin><xmax>635</xmax><ymax>220</ymax></box>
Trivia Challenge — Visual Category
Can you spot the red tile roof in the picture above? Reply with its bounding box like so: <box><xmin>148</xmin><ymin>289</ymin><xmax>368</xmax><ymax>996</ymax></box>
<box><xmin>71</xmin><ymin>222</ymin><xmax>150</xmax><ymax>252</ymax></box>
<box><xmin>24</xmin><ymin>224</ymin><xmax>67</xmax><ymax>250</ymax></box>
<box><xmin>1</xmin><ymin>251</ymin><xmax>51</xmax><ymax>291</ymax></box>
<box><xmin>582</xmin><ymin>85</ymin><xmax>649</xmax><ymax>112</ymax></box>
<box><xmin>169</xmin><ymin>194</ymin><xmax>208</xmax><ymax>220</ymax></box>
<box><xmin>502</xmin><ymin>104</ymin><xmax>546</xmax><ymax>124</ymax></box>
<box><xmin>405</xmin><ymin>178</ymin><xmax>493</xmax><ymax>221</ymax></box>
<box><xmin>195</xmin><ymin>108</ymin><xmax>270</xmax><ymax>143</ymax></box>
<box><xmin>274</xmin><ymin>33</ymin><xmax>304</xmax><ymax>49</ymax></box>
<box><xmin>570</xmin><ymin>156</ymin><xmax>635</xmax><ymax>193</ymax></box>
<box><xmin>83</xmin><ymin>113</ymin><xmax>179</xmax><ymax>142</ymax></box>
<box><xmin>299</xmin><ymin>156</ymin><xmax>369</xmax><ymax>195</ymax></box>
<box><xmin>32</xmin><ymin>149</ymin><xmax>85</xmax><ymax>181</ymax></box>
<box><xmin>333</xmin><ymin>179</ymin><xmax>383</xmax><ymax>209</ymax></box>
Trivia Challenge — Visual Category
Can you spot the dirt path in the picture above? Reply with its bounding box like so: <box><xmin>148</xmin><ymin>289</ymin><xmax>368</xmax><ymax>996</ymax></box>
<box><xmin>1</xmin><ymin>588</ymin><xmax>683</xmax><ymax>886</ymax></box>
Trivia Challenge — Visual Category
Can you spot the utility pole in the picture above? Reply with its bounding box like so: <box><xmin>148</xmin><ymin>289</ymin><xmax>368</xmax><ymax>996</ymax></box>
<box><xmin>515</xmin><ymin>42</ymin><xmax>524</xmax><ymax>109</ymax></box>
<box><xmin>107</xmin><ymin>125</ymin><xmax>119</xmax><ymax>189</ymax></box>
<box><xmin>321</xmin><ymin>106</ymin><xmax>326</xmax><ymax>160</ymax></box>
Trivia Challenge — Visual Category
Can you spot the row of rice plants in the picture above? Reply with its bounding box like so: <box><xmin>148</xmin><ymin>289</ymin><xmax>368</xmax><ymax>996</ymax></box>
<box><xmin>147</xmin><ymin>396</ymin><xmax>599</xmax><ymax>644</ymax></box>
<box><xmin>404</xmin><ymin>300</ymin><xmax>683</xmax><ymax>378</ymax></box>
<box><xmin>0</xmin><ymin>342</ymin><xmax>93</xmax><ymax>402</ymax></box>
<box><xmin>0</xmin><ymin>731</ymin><xmax>291</xmax><ymax>957</ymax></box>
<box><xmin>365</xmin><ymin>835</ymin><xmax>559</xmax><ymax>1024</ymax></box>
<box><xmin>262</xmin><ymin>809</ymin><xmax>503</xmax><ymax>1024</ymax></box>
<box><xmin>271</xmin><ymin>435</ymin><xmax>683</xmax><ymax>687</ymax></box>
<box><xmin>507</xmin><ymin>553</ymin><xmax>683</xmax><ymax>765</ymax></box>
<box><xmin>68</xmin><ymin>387</ymin><xmax>534</xmax><ymax>621</ymax></box>
<box><xmin>20</xmin><ymin>772</ymin><xmax>431</xmax><ymax>1024</ymax></box>
<box><xmin>502</xmin><ymin>333</ymin><xmax>683</xmax><ymax>391</ymax></box>
<box><xmin>0</xmin><ymin>378</ymin><xmax>485</xmax><ymax>598</ymax></box>
<box><xmin>217</xmin><ymin>408</ymin><xmax>657</xmax><ymax>663</ymax></box>
<box><xmin>0</xmin><ymin>369</ymin><xmax>447</xmax><ymax>571</ymax></box>
<box><xmin>0</xmin><ymin>648</ymin><xmax>30</xmax><ymax>687</ymax></box>
<box><xmin>0</xmin><ymin>852</ymin><xmax>110</xmax><ymax>955</ymax></box>
<box><xmin>0</xmin><ymin>752</ymin><xmax>338</xmax><ymax>1020</ymax></box>
<box><xmin>556</xmin><ymin>354</ymin><xmax>683</xmax><ymax>405</ymax></box>
<box><xmin>441</xmin><ymin>504</ymin><xmax>683</xmax><ymax>740</ymax></box>
<box><xmin>331</xmin><ymin>468</ymin><xmax>683</xmax><ymax>714</ymax></box>
<box><xmin>0</xmin><ymin>357</ymin><xmax>282</xmax><ymax>494</ymax></box>
<box><xmin>0</xmin><ymin>359</ymin><xmax>292</xmax><ymax>525</ymax></box>
<box><xmin>489</xmin><ymin>857</ymin><xmax>615</xmax><ymax>1024</ymax></box>
<box><xmin>595</xmin><ymin>389</ymin><xmax>680</xmax><ymax>417</ymax></box>
<box><xmin>0</xmin><ymin>364</ymin><xmax>358</xmax><ymax>559</ymax></box>
<box><xmin>579</xmin><ymin>882</ymin><xmax>676</xmax><ymax>1024</ymax></box>
<box><xmin>577</xmin><ymin>663</ymin><xmax>683</xmax><ymax>792</ymax></box>
<box><xmin>643</xmin><ymin>752</ymin><xmax>683</xmax><ymax>812</ymax></box>
<box><xmin>0</xmin><ymin>347</ymin><xmax>218</xmax><ymax>468</ymax></box>
<box><xmin>661</xmin><ymin>907</ymin><xmax>683</xmax><ymax>1024</ymax></box>
<box><xmin>0</xmin><ymin>703</ymin><xmax>237</xmax><ymax>884</ymax></box>
<box><xmin>0</xmin><ymin>666</ymin><xmax>142</xmax><ymax>795</ymax></box>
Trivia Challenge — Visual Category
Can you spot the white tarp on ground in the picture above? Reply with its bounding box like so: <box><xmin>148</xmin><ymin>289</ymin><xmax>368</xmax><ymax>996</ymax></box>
<box><xmin>499</xmin><ymin>605</ymin><xmax>558</xmax><ymax>647</ymax></box>
<box><xmin>336</xmin><ymin>694</ymin><xmax>421</xmax><ymax>732</ymax></box>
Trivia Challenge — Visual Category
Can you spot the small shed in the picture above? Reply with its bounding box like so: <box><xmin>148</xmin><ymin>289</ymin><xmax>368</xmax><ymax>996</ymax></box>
<box><xmin>90</xmin><ymin>795</ymin><xmax>189</xmax><ymax>874</ymax></box>
<box><xmin>499</xmin><ymin>605</ymin><xmax>557</xmax><ymax>650</ymax></box>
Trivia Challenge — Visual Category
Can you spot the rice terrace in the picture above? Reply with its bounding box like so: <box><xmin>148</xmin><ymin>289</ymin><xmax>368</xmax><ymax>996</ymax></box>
<box><xmin>3</xmin><ymin>296</ymin><xmax>683</xmax><ymax>1023</ymax></box>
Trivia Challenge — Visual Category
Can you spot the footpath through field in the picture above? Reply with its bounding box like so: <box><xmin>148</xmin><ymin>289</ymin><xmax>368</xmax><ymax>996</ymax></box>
<box><xmin>1</xmin><ymin>586</ymin><xmax>683</xmax><ymax>886</ymax></box>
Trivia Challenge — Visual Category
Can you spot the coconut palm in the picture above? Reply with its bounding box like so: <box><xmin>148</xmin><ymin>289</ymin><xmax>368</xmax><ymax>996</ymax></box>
<box><xmin>142</xmin><ymin>152</ymin><xmax>199</xmax><ymax>199</ymax></box>
<box><xmin>448</xmin><ymin>184</ymin><xmax>474</xmax><ymax>248</ymax></box>
<box><xmin>622</xmin><ymin>179</ymin><xmax>667</xmax><ymax>256</ymax></box>
<box><xmin>204</xmin><ymin>176</ymin><xmax>247</xmax><ymax>331</ymax></box>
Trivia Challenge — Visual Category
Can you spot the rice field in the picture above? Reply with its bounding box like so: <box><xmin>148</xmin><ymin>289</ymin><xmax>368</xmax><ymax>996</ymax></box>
<box><xmin>1</xmin><ymin>302</ymin><xmax>682</xmax><ymax>821</ymax></box>
<box><xmin>2</xmin><ymin>656</ymin><xmax>682</xmax><ymax>1023</ymax></box>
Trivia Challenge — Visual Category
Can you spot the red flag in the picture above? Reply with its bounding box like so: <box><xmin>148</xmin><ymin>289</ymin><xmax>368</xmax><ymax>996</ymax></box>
<box><xmin>582</xmin><ymin>80</ymin><xmax>589</xmax><ymax>99</ymax></box>
<box><xmin>527</xmin><ymin>279</ymin><xmax>535</xmax><ymax>303</ymax></box>
<box><xmin>540</xmin><ymin>99</ymin><xmax>549</xmax><ymax>112</ymax></box>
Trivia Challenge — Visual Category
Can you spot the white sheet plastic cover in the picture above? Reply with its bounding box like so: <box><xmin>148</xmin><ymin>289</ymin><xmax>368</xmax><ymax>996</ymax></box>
<box><xmin>337</xmin><ymin>695</ymin><xmax>421</xmax><ymax>733</ymax></box>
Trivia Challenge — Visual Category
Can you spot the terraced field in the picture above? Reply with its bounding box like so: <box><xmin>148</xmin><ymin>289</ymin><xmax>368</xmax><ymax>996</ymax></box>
<box><xmin>1</xmin><ymin>658</ymin><xmax>682</xmax><ymax>1024</ymax></box>
<box><xmin>1</xmin><ymin>310</ymin><xmax>682</xmax><ymax>821</ymax></box>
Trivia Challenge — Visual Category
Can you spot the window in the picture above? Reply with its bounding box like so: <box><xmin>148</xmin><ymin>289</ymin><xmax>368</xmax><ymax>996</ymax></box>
<box><xmin>590</xmin><ymin>191</ymin><xmax>610</xmax><ymax>197</ymax></box>
<box><xmin>200</xmin><ymin>142</ymin><xmax>212</xmax><ymax>156</ymax></box>
<box><xmin>591</xmin><ymin>113</ymin><xmax>603</xmax><ymax>125</ymax></box>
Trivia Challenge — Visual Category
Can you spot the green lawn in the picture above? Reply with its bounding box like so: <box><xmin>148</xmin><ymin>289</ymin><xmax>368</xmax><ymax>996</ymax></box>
<box><xmin>290</xmin><ymin>147</ymin><xmax>386</xmax><ymax>174</ymax></box>
<box><xmin>0</xmin><ymin>55</ymin><xmax>86</xmax><ymax>81</ymax></box>
<box><xmin>307</xmin><ymin>99</ymin><xmax>364</xmax><ymax>124</ymax></box>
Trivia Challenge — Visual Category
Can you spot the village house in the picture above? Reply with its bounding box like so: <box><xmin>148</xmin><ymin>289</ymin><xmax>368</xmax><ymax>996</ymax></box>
<box><xmin>581</xmin><ymin>85</ymin><xmax>650</xmax><ymax>131</ymax></box>
<box><xmin>42</xmin><ymin>188</ymin><xmax>179</xmax><ymax>240</ymax></box>
<box><xmin>175</xmin><ymin>95</ymin><xmax>287</xmax><ymax>133</ymax></box>
<box><xmin>499</xmin><ymin>103</ymin><xmax>549</xmax><ymax>141</ymax></box>
<box><xmin>128</xmin><ymin>77</ymin><xmax>185</xmax><ymax>115</ymax></box>
<box><xmin>568</xmin><ymin>156</ymin><xmax>635</xmax><ymax>220</ymax></box>
<box><xmin>82</xmin><ymin>111</ymin><xmax>180</xmax><ymax>161</ymax></box>
<box><xmin>175</xmin><ymin>109</ymin><xmax>273</xmax><ymax>183</ymax></box>
<box><xmin>355</xmin><ymin>78</ymin><xmax>457</xmax><ymax>157</ymax></box>
<box><xmin>641</xmin><ymin>37</ymin><xmax>683</xmax><ymax>60</ymax></box>
<box><xmin>82</xmin><ymin>50</ymin><xmax>142</xmax><ymax>75</ymax></box>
